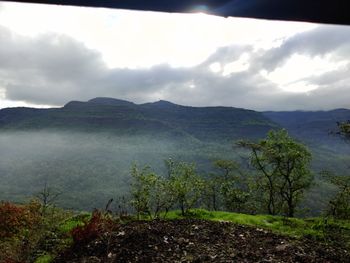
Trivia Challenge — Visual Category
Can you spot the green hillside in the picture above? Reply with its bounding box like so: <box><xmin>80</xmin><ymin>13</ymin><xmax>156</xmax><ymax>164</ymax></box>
<box><xmin>0</xmin><ymin>97</ymin><xmax>276</xmax><ymax>141</ymax></box>
<box><xmin>0</xmin><ymin>98</ymin><xmax>349</xmax><ymax>213</ymax></box>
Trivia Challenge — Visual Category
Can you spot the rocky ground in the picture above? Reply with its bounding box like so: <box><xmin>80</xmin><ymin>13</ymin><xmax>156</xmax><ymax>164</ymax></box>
<box><xmin>54</xmin><ymin>219</ymin><xmax>349</xmax><ymax>263</ymax></box>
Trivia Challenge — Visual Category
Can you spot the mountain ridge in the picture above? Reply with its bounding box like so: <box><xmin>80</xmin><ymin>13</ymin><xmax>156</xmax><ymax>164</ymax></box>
<box><xmin>1</xmin><ymin>97</ymin><xmax>350</xmax><ymax>212</ymax></box>
<box><xmin>1</xmin><ymin>97</ymin><xmax>350</xmax><ymax>144</ymax></box>
<box><xmin>0</xmin><ymin>97</ymin><xmax>276</xmax><ymax>142</ymax></box>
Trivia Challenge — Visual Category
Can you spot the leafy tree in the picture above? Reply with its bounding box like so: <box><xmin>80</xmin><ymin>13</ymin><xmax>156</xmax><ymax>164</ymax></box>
<box><xmin>238</xmin><ymin>129</ymin><xmax>313</xmax><ymax>217</ymax></box>
<box><xmin>322</xmin><ymin>171</ymin><xmax>350</xmax><ymax>220</ymax></box>
<box><xmin>165</xmin><ymin>160</ymin><xmax>204</xmax><ymax>216</ymax></box>
<box><xmin>212</xmin><ymin>160</ymin><xmax>249</xmax><ymax>212</ymax></box>
<box><xmin>203</xmin><ymin>160</ymin><xmax>238</xmax><ymax>211</ymax></box>
<box><xmin>149</xmin><ymin>174</ymin><xmax>175</xmax><ymax>218</ymax></box>
<box><xmin>238</xmin><ymin>138</ymin><xmax>281</xmax><ymax>215</ymax></box>
<box><xmin>328</xmin><ymin>176</ymin><xmax>350</xmax><ymax>220</ymax></box>
<box><xmin>220</xmin><ymin>183</ymin><xmax>250</xmax><ymax>213</ymax></box>
<box><xmin>336</xmin><ymin>121</ymin><xmax>350</xmax><ymax>140</ymax></box>
<box><xmin>203</xmin><ymin>172</ymin><xmax>220</xmax><ymax>211</ymax></box>
<box><xmin>213</xmin><ymin>160</ymin><xmax>239</xmax><ymax>181</ymax></box>
<box><xmin>130</xmin><ymin>163</ymin><xmax>175</xmax><ymax>219</ymax></box>
<box><xmin>130</xmin><ymin>164</ymin><xmax>156</xmax><ymax>219</ymax></box>
<box><xmin>324</xmin><ymin>121</ymin><xmax>350</xmax><ymax>219</ymax></box>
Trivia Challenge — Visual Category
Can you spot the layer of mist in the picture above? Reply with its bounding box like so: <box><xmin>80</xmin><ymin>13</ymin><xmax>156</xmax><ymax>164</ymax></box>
<box><xmin>0</xmin><ymin>130</ymin><xmax>232</xmax><ymax>210</ymax></box>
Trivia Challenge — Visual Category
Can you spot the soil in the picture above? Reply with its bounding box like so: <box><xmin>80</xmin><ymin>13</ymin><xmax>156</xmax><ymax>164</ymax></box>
<box><xmin>54</xmin><ymin>219</ymin><xmax>349</xmax><ymax>263</ymax></box>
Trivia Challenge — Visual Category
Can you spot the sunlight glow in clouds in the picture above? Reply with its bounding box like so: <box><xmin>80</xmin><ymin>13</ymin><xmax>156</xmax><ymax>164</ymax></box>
<box><xmin>209</xmin><ymin>62</ymin><xmax>222</xmax><ymax>73</ymax></box>
<box><xmin>0</xmin><ymin>2</ymin><xmax>316</xmax><ymax>69</ymax></box>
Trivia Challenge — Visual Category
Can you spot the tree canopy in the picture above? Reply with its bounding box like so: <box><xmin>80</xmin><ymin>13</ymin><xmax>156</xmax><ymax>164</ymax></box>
<box><xmin>238</xmin><ymin>129</ymin><xmax>313</xmax><ymax>217</ymax></box>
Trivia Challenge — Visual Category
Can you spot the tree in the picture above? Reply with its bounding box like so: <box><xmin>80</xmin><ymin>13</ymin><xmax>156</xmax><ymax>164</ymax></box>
<box><xmin>322</xmin><ymin>171</ymin><xmax>350</xmax><ymax>220</ymax></box>
<box><xmin>165</xmin><ymin>160</ymin><xmax>204</xmax><ymax>216</ymax></box>
<box><xmin>129</xmin><ymin>164</ymin><xmax>156</xmax><ymax>219</ymax></box>
<box><xmin>36</xmin><ymin>182</ymin><xmax>61</xmax><ymax>216</ymax></box>
<box><xmin>203</xmin><ymin>160</ymin><xmax>238</xmax><ymax>211</ymax></box>
<box><xmin>130</xmin><ymin>163</ymin><xmax>175</xmax><ymax>219</ymax></box>
<box><xmin>238</xmin><ymin>129</ymin><xmax>313</xmax><ymax>217</ymax></box>
<box><xmin>323</xmin><ymin>121</ymin><xmax>350</xmax><ymax>219</ymax></box>
<box><xmin>328</xmin><ymin>176</ymin><xmax>350</xmax><ymax>219</ymax></box>
<box><xmin>213</xmin><ymin>160</ymin><xmax>239</xmax><ymax>181</ymax></box>
<box><xmin>203</xmin><ymin>172</ymin><xmax>220</xmax><ymax>211</ymax></box>
<box><xmin>336</xmin><ymin>121</ymin><xmax>350</xmax><ymax>140</ymax></box>
<box><xmin>212</xmin><ymin>160</ymin><xmax>249</xmax><ymax>212</ymax></box>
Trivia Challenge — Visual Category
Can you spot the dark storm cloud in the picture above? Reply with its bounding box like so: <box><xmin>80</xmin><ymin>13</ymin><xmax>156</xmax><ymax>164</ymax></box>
<box><xmin>0</xmin><ymin>24</ymin><xmax>350</xmax><ymax>110</ymax></box>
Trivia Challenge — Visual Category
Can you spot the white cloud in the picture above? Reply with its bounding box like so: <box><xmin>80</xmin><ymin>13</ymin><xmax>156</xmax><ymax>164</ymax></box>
<box><xmin>260</xmin><ymin>54</ymin><xmax>348</xmax><ymax>92</ymax></box>
<box><xmin>209</xmin><ymin>62</ymin><xmax>221</xmax><ymax>73</ymax></box>
<box><xmin>0</xmin><ymin>1</ymin><xmax>349</xmax><ymax>111</ymax></box>
<box><xmin>0</xmin><ymin>1</ymin><xmax>316</xmax><ymax>69</ymax></box>
<box><xmin>222</xmin><ymin>53</ymin><xmax>250</xmax><ymax>76</ymax></box>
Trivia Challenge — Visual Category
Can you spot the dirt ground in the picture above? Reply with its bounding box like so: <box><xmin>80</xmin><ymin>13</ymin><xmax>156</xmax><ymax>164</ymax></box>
<box><xmin>54</xmin><ymin>219</ymin><xmax>349</xmax><ymax>263</ymax></box>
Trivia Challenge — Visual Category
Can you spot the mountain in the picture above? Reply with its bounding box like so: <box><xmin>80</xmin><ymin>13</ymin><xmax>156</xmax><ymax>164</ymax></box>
<box><xmin>0</xmin><ymin>98</ymin><xmax>349</xmax><ymax>213</ymax></box>
<box><xmin>2</xmin><ymin>98</ymin><xmax>349</xmax><ymax>144</ymax></box>
<box><xmin>0</xmin><ymin>98</ymin><xmax>276</xmax><ymax>142</ymax></box>
<box><xmin>263</xmin><ymin>109</ymin><xmax>350</xmax><ymax>146</ymax></box>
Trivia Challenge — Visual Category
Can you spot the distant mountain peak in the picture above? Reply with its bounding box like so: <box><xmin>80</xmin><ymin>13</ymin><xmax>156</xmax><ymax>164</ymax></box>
<box><xmin>63</xmin><ymin>100</ymin><xmax>85</xmax><ymax>108</ymax></box>
<box><xmin>154</xmin><ymin>100</ymin><xmax>176</xmax><ymax>105</ymax></box>
<box><xmin>141</xmin><ymin>100</ymin><xmax>180</xmax><ymax>108</ymax></box>
<box><xmin>87</xmin><ymin>97</ymin><xmax>134</xmax><ymax>106</ymax></box>
<box><xmin>63</xmin><ymin>97</ymin><xmax>135</xmax><ymax>108</ymax></box>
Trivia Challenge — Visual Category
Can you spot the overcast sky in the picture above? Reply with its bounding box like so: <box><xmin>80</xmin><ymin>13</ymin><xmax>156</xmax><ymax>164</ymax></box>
<box><xmin>0</xmin><ymin>1</ymin><xmax>349</xmax><ymax>111</ymax></box>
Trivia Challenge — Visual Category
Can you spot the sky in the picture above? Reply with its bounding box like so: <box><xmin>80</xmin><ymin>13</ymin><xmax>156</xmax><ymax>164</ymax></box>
<box><xmin>0</xmin><ymin>1</ymin><xmax>349</xmax><ymax>111</ymax></box>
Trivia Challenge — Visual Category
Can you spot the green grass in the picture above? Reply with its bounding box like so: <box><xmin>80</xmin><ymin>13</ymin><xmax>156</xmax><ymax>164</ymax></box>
<box><xmin>164</xmin><ymin>209</ymin><xmax>350</xmax><ymax>241</ymax></box>
<box><xmin>56</xmin><ymin>208</ymin><xmax>350</xmax><ymax>245</ymax></box>
<box><xmin>32</xmin><ymin>213</ymin><xmax>91</xmax><ymax>263</ymax></box>
<box><xmin>58</xmin><ymin>213</ymin><xmax>90</xmax><ymax>233</ymax></box>
<box><xmin>34</xmin><ymin>254</ymin><xmax>53</xmax><ymax>263</ymax></box>
<box><xmin>29</xmin><ymin>208</ymin><xmax>349</xmax><ymax>263</ymax></box>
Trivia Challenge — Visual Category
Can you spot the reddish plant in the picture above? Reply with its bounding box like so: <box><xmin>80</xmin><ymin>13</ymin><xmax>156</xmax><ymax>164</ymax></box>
<box><xmin>71</xmin><ymin>210</ymin><xmax>115</xmax><ymax>246</ymax></box>
<box><xmin>2</xmin><ymin>258</ymin><xmax>19</xmax><ymax>263</ymax></box>
<box><xmin>0</xmin><ymin>202</ymin><xmax>27</xmax><ymax>239</ymax></box>
<box><xmin>0</xmin><ymin>201</ymin><xmax>42</xmax><ymax>239</ymax></box>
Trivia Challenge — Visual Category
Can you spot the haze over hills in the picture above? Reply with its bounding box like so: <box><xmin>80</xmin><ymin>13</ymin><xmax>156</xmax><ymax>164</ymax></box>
<box><xmin>0</xmin><ymin>97</ymin><xmax>349</xmax><ymax>213</ymax></box>
<box><xmin>1</xmin><ymin>97</ymin><xmax>350</xmax><ymax>144</ymax></box>
<box><xmin>0</xmin><ymin>97</ymin><xmax>278</xmax><ymax>143</ymax></box>
<box><xmin>263</xmin><ymin>109</ymin><xmax>350</xmax><ymax>143</ymax></box>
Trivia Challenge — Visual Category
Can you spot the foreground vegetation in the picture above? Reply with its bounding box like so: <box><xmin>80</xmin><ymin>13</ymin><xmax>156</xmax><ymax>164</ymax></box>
<box><xmin>129</xmin><ymin>130</ymin><xmax>349</xmax><ymax>220</ymax></box>
<box><xmin>1</xmin><ymin>201</ymin><xmax>349</xmax><ymax>263</ymax></box>
<box><xmin>166</xmin><ymin>209</ymin><xmax>350</xmax><ymax>244</ymax></box>
<box><xmin>1</xmin><ymin>127</ymin><xmax>349</xmax><ymax>262</ymax></box>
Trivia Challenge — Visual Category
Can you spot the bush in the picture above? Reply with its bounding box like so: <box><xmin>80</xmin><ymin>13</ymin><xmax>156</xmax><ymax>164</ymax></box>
<box><xmin>71</xmin><ymin>210</ymin><xmax>116</xmax><ymax>247</ymax></box>
<box><xmin>0</xmin><ymin>200</ymin><xmax>69</xmax><ymax>263</ymax></box>
<box><xmin>0</xmin><ymin>201</ymin><xmax>41</xmax><ymax>239</ymax></box>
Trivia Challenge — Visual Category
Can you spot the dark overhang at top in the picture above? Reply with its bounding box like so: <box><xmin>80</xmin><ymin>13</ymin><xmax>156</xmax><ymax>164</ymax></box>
<box><xmin>1</xmin><ymin>0</ymin><xmax>350</xmax><ymax>26</ymax></box>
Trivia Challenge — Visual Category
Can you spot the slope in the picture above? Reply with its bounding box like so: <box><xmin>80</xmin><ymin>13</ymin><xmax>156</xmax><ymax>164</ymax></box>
<box><xmin>0</xmin><ymin>98</ymin><xmax>276</xmax><ymax>210</ymax></box>
<box><xmin>0</xmin><ymin>97</ymin><xmax>276</xmax><ymax>142</ymax></box>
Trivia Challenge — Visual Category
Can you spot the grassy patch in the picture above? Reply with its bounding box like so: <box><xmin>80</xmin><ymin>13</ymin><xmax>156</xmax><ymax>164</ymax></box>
<box><xmin>34</xmin><ymin>254</ymin><xmax>53</xmax><ymax>263</ymax></box>
<box><xmin>58</xmin><ymin>213</ymin><xmax>90</xmax><ymax>233</ymax></box>
<box><xmin>165</xmin><ymin>209</ymin><xmax>350</xmax><ymax>242</ymax></box>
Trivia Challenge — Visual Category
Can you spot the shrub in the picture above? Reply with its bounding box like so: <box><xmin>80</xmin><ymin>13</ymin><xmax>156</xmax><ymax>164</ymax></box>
<box><xmin>71</xmin><ymin>210</ymin><xmax>116</xmax><ymax>247</ymax></box>
<box><xmin>0</xmin><ymin>201</ymin><xmax>36</xmax><ymax>239</ymax></box>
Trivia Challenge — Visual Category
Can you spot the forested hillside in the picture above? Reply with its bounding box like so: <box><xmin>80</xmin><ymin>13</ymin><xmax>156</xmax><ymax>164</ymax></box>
<box><xmin>0</xmin><ymin>97</ymin><xmax>275</xmax><ymax>141</ymax></box>
<box><xmin>0</xmin><ymin>98</ymin><xmax>349</xmax><ymax>214</ymax></box>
